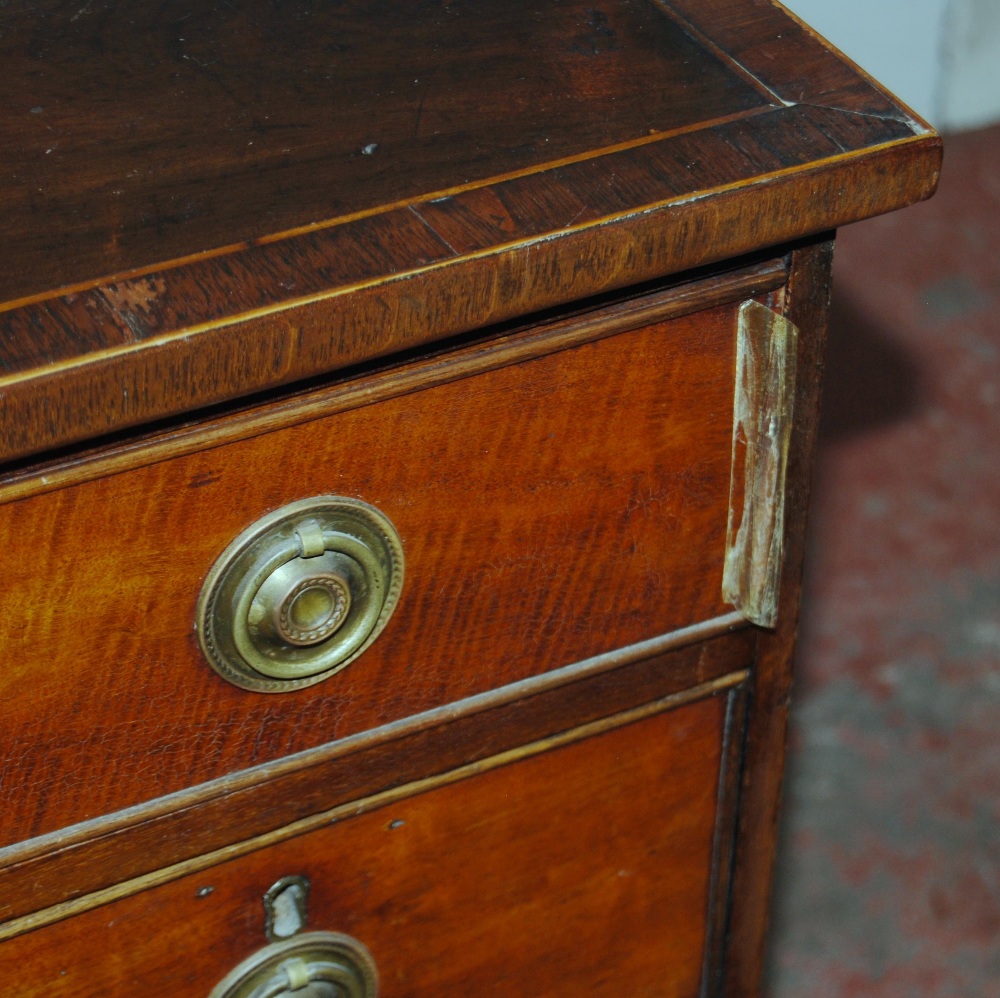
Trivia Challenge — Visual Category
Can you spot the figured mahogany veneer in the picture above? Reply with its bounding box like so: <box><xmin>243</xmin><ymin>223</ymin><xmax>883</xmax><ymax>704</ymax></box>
<box><xmin>0</xmin><ymin>2</ymin><xmax>939</xmax><ymax>995</ymax></box>
<box><xmin>6</xmin><ymin>691</ymin><xmax>743</xmax><ymax>997</ymax></box>
<box><xmin>2</xmin><ymin>287</ymin><xmax>750</xmax><ymax>844</ymax></box>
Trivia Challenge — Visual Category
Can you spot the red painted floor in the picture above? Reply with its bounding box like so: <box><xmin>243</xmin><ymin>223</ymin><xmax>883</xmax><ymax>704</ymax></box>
<box><xmin>766</xmin><ymin>124</ymin><xmax>1000</xmax><ymax>997</ymax></box>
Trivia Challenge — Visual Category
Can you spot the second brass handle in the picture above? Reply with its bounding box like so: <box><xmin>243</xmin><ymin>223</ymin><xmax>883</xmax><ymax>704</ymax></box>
<box><xmin>247</xmin><ymin>955</ymin><xmax>361</xmax><ymax>997</ymax></box>
<box><xmin>209</xmin><ymin>931</ymin><xmax>378</xmax><ymax>998</ymax></box>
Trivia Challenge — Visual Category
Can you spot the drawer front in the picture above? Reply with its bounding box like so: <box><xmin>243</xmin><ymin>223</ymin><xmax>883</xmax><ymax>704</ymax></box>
<box><xmin>7</xmin><ymin>692</ymin><xmax>736</xmax><ymax>996</ymax></box>
<box><xmin>0</xmin><ymin>303</ymin><xmax>738</xmax><ymax>842</ymax></box>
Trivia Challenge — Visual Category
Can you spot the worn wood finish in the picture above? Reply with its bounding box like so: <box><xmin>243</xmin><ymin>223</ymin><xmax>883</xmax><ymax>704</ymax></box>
<box><xmin>1</xmin><ymin>302</ymin><xmax>742</xmax><ymax>844</ymax></box>
<box><xmin>0</xmin><ymin>123</ymin><xmax>939</xmax><ymax>464</ymax></box>
<box><xmin>5</xmin><ymin>693</ymin><xmax>733</xmax><ymax>997</ymax></box>
<box><xmin>0</xmin><ymin>2</ymin><xmax>940</xmax><ymax>463</ymax></box>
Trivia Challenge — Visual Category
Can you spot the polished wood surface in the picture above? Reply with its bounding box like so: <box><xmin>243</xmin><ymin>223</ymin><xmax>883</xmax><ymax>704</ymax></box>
<box><xmin>0</xmin><ymin>1</ymin><xmax>939</xmax><ymax>463</ymax></box>
<box><xmin>0</xmin><ymin>0</ymin><xmax>766</xmax><ymax>305</ymax></box>
<box><xmin>0</xmin><ymin>257</ymin><xmax>789</xmax><ymax>504</ymax></box>
<box><xmin>0</xmin><ymin>295</ymin><xmax>739</xmax><ymax>844</ymax></box>
<box><xmin>6</xmin><ymin>694</ymin><xmax>733</xmax><ymax>997</ymax></box>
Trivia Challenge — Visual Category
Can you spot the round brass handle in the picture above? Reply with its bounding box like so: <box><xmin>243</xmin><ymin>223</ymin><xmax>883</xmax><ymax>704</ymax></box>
<box><xmin>209</xmin><ymin>931</ymin><xmax>378</xmax><ymax>998</ymax></box>
<box><xmin>197</xmin><ymin>496</ymin><xmax>404</xmax><ymax>693</ymax></box>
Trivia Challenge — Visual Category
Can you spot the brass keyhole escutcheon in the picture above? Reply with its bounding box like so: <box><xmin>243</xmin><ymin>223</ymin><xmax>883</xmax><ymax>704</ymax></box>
<box><xmin>208</xmin><ymin>931</ymin><xmax>378</xmax><ymax>998</ymax></box>
<box><xmin>197</xmin><ymin>497</ymin><xmax>404</xmax><ymax>693</ymax></box>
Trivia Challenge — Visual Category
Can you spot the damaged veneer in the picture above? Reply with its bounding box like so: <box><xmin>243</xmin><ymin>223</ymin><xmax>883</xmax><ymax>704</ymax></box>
<box><xmin>724</xmin><ymin>300</ymin><xmax>799</xmax><ymax>628</ymax></box>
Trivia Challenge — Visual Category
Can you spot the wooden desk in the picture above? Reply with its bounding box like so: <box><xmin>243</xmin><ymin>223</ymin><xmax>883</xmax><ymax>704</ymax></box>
<box><xmin>0</xmin><ymin>2</ymin><xmax>939</xmax><ymax>994</ymax></box>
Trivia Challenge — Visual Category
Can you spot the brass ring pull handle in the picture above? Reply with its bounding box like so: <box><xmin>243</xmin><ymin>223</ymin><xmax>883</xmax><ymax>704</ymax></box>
<box><xmin>197</xmin><ymin>496</ymin><xmax>404</xmax><ymax>693</ymax></box>
<box><xmin>209</xmin><ymin>931</ymin><xmax>378</xmax><ymax>998</ymax></box>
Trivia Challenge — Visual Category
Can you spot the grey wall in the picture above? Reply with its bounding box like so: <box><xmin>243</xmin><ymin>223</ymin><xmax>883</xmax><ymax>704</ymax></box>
<box><xmin>782</xmin><ymin>0</ymin><xmax>1000</xmax><ymax>131</ymax></box>
<box><xmin>938</xmin><ymin>0</ymin><xmax>1000</xmax><ymax>130</ymax></box>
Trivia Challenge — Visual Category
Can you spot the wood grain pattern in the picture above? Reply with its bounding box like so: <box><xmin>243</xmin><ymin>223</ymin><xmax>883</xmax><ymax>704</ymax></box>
<box><xmin>1</xmin><ymin>0</ymin><xmax>768</xmax><ymax>303</ymax></box>
<box><xmin>4</xmin><ymin>694</ymin><xmax>731</xmax><ymax>997</ymax></box>
<box><xmin>0</xmin><ymin>641</ymin><xmax>751</xmax><ymax>933</ymax></box>
<box><xmin>0</xmin><ymin>258</ymin><xmax>789</xmax><ymax>504</ymax></box>
<box><xmin>0</xmin><ymin>303</ymin><xmax>739</xmax><ymax>845</ymax></box>
<box><xmin>665</xmin><ymin>0</ymin><xmax>930</xmax><ymax>123</ymax></box>
<box><xmin>0</xmin><ymin>132</ymin><xmax>939</xmax><ymax>463</ymax></box>
<box><xmin>0</xmin><ymin>4</ymin><xmax>945</xmax><ymax>991</ymax></box>
<box><xmin>0</xmin><ymin>1</ymin><xmax>940</xmax><ymax>463</ymax></box>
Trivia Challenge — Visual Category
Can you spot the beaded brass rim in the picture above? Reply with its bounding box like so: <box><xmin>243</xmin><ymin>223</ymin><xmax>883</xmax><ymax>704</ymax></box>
<box><xmin>207</xmin><ymin>931</ymin><xmax>378</xmax><ymax>998</ymax></box>
<box><xmin>196</xmin><ymin>496</ymin><xmax>404</xmax><ymax>693</ymax></box>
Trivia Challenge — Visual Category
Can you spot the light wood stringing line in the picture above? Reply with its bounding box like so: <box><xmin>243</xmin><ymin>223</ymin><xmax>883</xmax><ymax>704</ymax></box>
<box><xmin>0</xmin><ymin>669</ymin><xmax>749</xmax><ymax>943</ymax></box>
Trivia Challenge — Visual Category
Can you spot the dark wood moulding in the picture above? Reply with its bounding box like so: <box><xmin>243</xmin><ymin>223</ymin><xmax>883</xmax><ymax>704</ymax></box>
<box><xmin>0</xmin><ymin>0</ymin><xmax>940</xmax><ymax>463</ymax></box>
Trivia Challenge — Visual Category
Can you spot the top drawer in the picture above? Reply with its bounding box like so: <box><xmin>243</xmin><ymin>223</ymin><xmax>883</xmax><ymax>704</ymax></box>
<box><xmin>0</xmin><ymin>269</ymin><xmax>776</xmax><ymax>844</ymax></box>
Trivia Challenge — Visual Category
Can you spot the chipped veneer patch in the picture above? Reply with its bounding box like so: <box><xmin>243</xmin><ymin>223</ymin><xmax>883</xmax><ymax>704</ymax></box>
<box><xmin>723</xmin><ymin>299</ymin><xmax>798</xmax><ymax>628</ymax></box>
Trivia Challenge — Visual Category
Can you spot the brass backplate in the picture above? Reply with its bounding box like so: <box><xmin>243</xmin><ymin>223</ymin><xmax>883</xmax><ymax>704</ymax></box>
<box><xmin>197</xmin><ymin>496</ymin><xmax>404</xmax><ymax>693</ymax></box>
<box><xmin>208</xmin><ymin>931</ymin><xmax>378</xmax><ymax>998</ymax></box>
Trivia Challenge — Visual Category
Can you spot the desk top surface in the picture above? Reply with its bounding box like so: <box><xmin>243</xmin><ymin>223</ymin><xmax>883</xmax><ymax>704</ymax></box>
<box><xmin>0</xmin><ymin>0</ymin><xmax>940</xmax><ymax>462</ymax></box>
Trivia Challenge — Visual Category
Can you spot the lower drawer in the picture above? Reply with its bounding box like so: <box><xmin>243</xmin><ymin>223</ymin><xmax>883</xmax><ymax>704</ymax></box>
<box><xmin>7</xmin><ymin>686</ymin><xmax>744</xmax><ymax>996</ymax></box>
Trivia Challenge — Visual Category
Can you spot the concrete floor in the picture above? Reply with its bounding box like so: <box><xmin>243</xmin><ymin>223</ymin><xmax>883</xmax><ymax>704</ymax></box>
<box><xmin>766</xmin><ymin>124</ymin><xmax>1000</xmax><ymax>997</ymax></box>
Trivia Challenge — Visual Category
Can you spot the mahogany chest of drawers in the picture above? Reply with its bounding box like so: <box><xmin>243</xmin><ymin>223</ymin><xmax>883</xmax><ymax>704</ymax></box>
<box><xmin>0</xmin><ymin>2</ymin><xmax>939</xmax><ymax>994</ymax></box>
